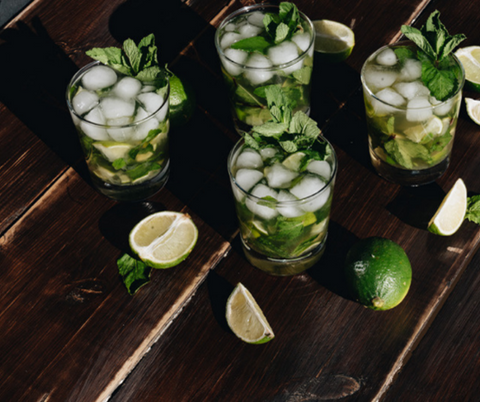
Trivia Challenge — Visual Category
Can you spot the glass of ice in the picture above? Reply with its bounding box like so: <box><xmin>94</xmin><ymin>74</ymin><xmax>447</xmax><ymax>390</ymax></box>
<box><xmin>215</xmin><ymin>4</ymin><xmax>315</xmax><ymax>135</ymax></box>
<box><xmin>361</xmin><ymin>41</ymin><xmax>465</xmax><ymax>186</ymax></box>
<box><xmin>66</xmin><ymin>61</ymin><xmax>170</xmax><ymax>201</ymax></box>
<box><xmin>227</xmin><ymin>136</ymin><xmax>337</xmax><ymax>276</ymax></box>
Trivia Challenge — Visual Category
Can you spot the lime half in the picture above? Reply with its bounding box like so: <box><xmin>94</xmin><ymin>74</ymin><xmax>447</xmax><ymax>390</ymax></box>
<box><xmin>455</xmin><ymin>46</ymin><xmax>480</xmax><ymax>92</ymax></box>
<box><xmin>465</xmin><ymin>98</ymin><xmax>480</xmax><ymax>125</ymax></box>
<box><xmin>428</xmin><ymin>178</ymin><xmax>467</xmax><ymax>236</ymax></box>
<box><xmin>226</xmin><ymin>283</ymin><xmax>275</xmax><ymax>344</ymax></box>
<box><xmin>313</xmin><ymin>20</ymin><xmax>355</xmax><ymax>62</ymax></box>
<box><xmin>129</xmin><ymin>211</ymin><xmax>198</xmax><ymax>268</ymax></box>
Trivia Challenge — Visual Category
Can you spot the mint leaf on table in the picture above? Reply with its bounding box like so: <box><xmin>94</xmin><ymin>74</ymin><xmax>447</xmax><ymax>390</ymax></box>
<box><xmin>401</xmin><ymin>10</ymin><xmax>466</xmax><ymax>101</ymax></box>
<box><xmin>466</xmin><ymin>195</ymin><xmax>480</xmax><ymax>224</ymax></box>
<box><xmin>117</xmin><ymin>254</ymin><xmax>152</xmax><ymax>295</ymax></box>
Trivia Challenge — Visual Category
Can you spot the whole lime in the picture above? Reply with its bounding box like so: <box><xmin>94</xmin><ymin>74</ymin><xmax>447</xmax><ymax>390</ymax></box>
<box><xmin>344</xmin><ymin>237</ymin><xmax>412</xmax><ymax>311</ymax></box>
<box><xmin>169</xmin><ymin>73</ymin><xmax>196</xmax><ymax>127</ymax></box>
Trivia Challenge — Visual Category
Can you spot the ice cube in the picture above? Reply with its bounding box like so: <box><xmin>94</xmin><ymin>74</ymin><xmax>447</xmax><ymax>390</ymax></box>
<box><xmin>363</xmin><ymin>66</ymin><xmax>398</xmax><ymax>90</ymax></box>
<box><xmin>268</xmin><ymin>41</ymin><xmax>301</xmax><ymax>74</ymax></box>
<box><xmin>137</xmin><ymin>92</ymin><xmax>168</xmax><ymax>122</ymax></box>
<box><xmin>220</xmin><ymin>32</ymin><xmax>242</xmax><ymax>50</ymax></box>
<box><xmin>376</xmin><ymin>48</ymin><xmax>397</xmax><ymax>66</ymax></box>
<box><xmin>292</xmin><ymin>32</ymin><xmax>312</xmax><ymax>53</ymax></box>
<box><xmin>431</xmin><ymin>97</ymin><xmax>454</xmax><ymax>116</ymax></box>
<box><xmin>72</xmin><ymin>90</ymin><xmax>99</xmax><ymax>115</ymax></box>
<box><xmin>260</xmin><ymin>147</ymin><xmax>277</xmax><ymax>160</ymax></box>
<box><xmin>265</xmin><ymin>163</ymin><xmax>298</xmax><ymax>188</ymax></box>
<box><xmin>306</xmin><ymin>160</ymin><xmax>331</xmax><ymax>180</ymax></box>
<box><xmin>132</xmin><ymin>107</ymin><xmax>159</xmax><ymax>140</ymax></box>
<box><xmin>235</xmin><ymin>149</ymin><xmax>263</xmax><ymax>169</ymax></box>
<box><xmin>372</xmin><ymin>88</ymin><xmax>405</xmax><ymax>115</ymax></box>
<box><xmin>277</xmin><ymin>190</ymin><xmax>303</xmax><ymax>218</ymax></box>
<box><xmin>222</xmin><ymin>48</ymin><xmax>248</xmax><ymax>76</ymax></box>
<box><xmin>224</xmin><ymin>22</ymin><xmax>237</xmax><ymax>32</ymax></box>
<box><xmin>100</xmin><ymin>97</ymin><xmax>135</xmax><ymax>119</ymax></box>
<box><xmin>235</xmin><ymin>168</ymin><xmax>264</xmax><ymax>192</ymax></box>
<box><xmin>393</xmin><ymin>81</ymin><xmax>430</xmax><ymax>100</ymax></box>
<box><xmin>113</xmin><ymin>77</ymin><xmax>142</xmax><ymax>100</ymax></box>
<box><xmin>247</xmin><ymin>11</ymin><xmax>265</xmax><ymax>27</ymax></box>
<box><xmin>246</xmin><ymin>184</ymin><xmax>278</xmax><ymax>220</ymax></box>
<box><xmin>239</xmin><ymin>23</ymin><xmax>262</xmax><ymax>38</ymax></box>
<box><xmin>290</xmin><ymin>175</ymin><xmax>330</xmax><ymax>212</ymax></box>
<box><xmin>107</xmin><ymin>117</ymin><xmax>134</xmax><ymax>141</ymax></box>
<box><xmin>81</xmin><ymin>65</ymin><xmax>117</xmax><ymax>91</ymax></box>
<box><xmin>80</xmin><ymin>107</ymin><xmax>109</xmax><ymax>140</ymax></box>
<box><xmin>406</xmin><ymin>97</ymin><xmax>433</xmax><ymax>122</ymax></box>
<box><xmin>399</xmin><ymin>59</ymin><xmax>422</xmax><ymax>81</ymax></box>
<box><xmin>244</xmin><ymin>54</ymin><xmax>273</xmax><ymax>85</ymax></box>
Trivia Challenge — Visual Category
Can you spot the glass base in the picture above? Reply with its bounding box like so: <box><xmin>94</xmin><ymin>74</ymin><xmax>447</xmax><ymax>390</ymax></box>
<box><xmin>370</xmin><ymin>149</ymin><xmax>449</xmax><ymax>187</ymax></box>
<box><xmin>241</xmin><ymin>236</ymin><xmax>327</xmax><ymax>276</ymax></box>
<box><xmin>91</xmin><ymin>162</ymin><xmax>170</xmax><ymax>202</ymax></box>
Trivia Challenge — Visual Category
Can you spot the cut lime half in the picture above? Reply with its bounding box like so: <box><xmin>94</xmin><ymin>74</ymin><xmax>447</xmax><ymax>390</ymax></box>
<box><xmin>428</xmin><ymin>178</ymin><xmax>467</xmax><ymax>236</ymax></box>
<box><xmin>465</xmin><ymin>98</ymin><xmax>480</xmax><ymax>125</ymax></box>
<box><xmin>313</xmin><ymin>20</ymin><xmax>355</xmax><ymax>62</ymax></box>
<box><xmin>455</xmin><ymin>46</ymin><xmax>480</xmax><ymax>92</ymax></box>
<box><xmin>129</xmin><ymin>211</ymin><xmax>198</xmax><ymax>268</ymax></box>
<box><xmin>226</xmin><ymin>283</ymin><xmax>274</xmax><ymax>344</ymax></box>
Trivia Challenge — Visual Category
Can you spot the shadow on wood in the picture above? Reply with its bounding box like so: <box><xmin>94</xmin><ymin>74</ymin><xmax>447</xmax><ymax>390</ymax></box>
<box><xmin>206</xmin><ymin>270</ymin><xmax>235</xmax><ymax>334</ymax></box>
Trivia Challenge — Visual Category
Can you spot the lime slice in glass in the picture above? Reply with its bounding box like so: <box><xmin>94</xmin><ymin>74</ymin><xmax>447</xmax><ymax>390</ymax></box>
<box><xmin>129</xmin><ymin>211</ymin><xmax>198</xmax><ymax>268</ymax></box>
<box><xmin>282</xmin><ymin>151</ymin><xmax>306</xmax><ymax>171</ymax></box>
<box><xmin>455</xmin><ymin>46</ymin><xmax>480</xmax><ymax>92</ymax></box>
<box><xmin>465</xmin><ymin>98</ymin><xmax>480</xmax><ymax>125</ymax></box>
<box><xmin>428</xmin><ymin>178</ymin><xmax>467</xmax><ymax>236</ymax></box>
<box><xmin>313</xmin><ymin>20</ymin><xmax>355</xmax><ymax>62</ymax></box>
<box><xmin>404</xmin><ymin>116</ymin><xmax>443</xmax><ymax>143</ymax></box>
<box><xmin>226</xmin><ymin>283</ymin><xmax>275</xmax><ymax>344</ymax></box>
<box><xmin>93</xmin><ymin>141</ymin><xmax>133</xmax><ymax>162</ymax></box>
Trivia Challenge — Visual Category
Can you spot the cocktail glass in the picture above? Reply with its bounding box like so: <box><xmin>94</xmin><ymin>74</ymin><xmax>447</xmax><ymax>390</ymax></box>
<box><xmin>66</xmin><ymin>61</ymin><xmax>170</xmax><ymax>201</ymax></box>
<box><xmin>215</xmin><ymin>4</ymin><xmax>315</xmax><ymax>135</ymax></box>
<box><xmin>361</xmin><ymin>41</ymin><xmax>465</xmax><ymax>186</ymax></box>
<box><xmin>227</xmin><ymin>136</ymin><xmax>337</xmax><ymax>276</ymax></box>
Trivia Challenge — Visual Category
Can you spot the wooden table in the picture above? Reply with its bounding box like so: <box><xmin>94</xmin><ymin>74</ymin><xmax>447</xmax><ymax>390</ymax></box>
<box><xmin>2</xmin><ymin>0</ymin><xmax>480</xmax><ymax>401</ymax></box>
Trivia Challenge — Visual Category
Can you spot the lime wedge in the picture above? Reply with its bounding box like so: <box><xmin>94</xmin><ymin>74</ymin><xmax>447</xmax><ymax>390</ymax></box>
<box><xmin>313</xmin><ymin>20</ymin><xmax>355</xmax><ymax>62</ymax></box>
<box><xmin>428</xmin><ymin>178</ymin><xmax>467</xmax><ymax>236</ymax></box>
<box><xmin>282</xmin><ymin>151</ymin><xmax>306</xmax><ymax>171</ymax></box>
<box><xmin>455</xmin><ymin>46</ymin><xmax>480</xmax><ymax>92</ymax></box>
<box><xmin>226</xmin><ymin>283</ymin><xmax>275</xmax><ymax>344</ymax></box>
<box><xmin>129</xmin><ymin>211</ymin><xmax>198</xmax><ymax>268</ymax></box>
<box><xmin>93</xmin><ymin>141</ymin><xmax>132</xmax><ymax>162</ymax></box>
<box><xmin>465</xmin><ymin>98</ymin><xmax>480</xmax><ymax>125</ymax></box>
<box><xmin>404</xmin><ymin>116</ymin><xmax>443</xmax><ymax>143</ymax></box>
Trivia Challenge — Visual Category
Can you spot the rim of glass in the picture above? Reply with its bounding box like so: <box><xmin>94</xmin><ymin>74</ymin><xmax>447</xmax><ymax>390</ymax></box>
<box><xmin>214</xmin><ymin>3</ymin><xmax>315</xmax><ymax>71</ymax></box>
<box><xmin>65</xmin><ymin>60</ymin><xmax>170</xmax><ymax>127</ymax></box>
<box><xmin>360</xmin><ymin>40</ymin><xmax>465</xmax><ymax>110</ymax></box>
<box><xmin>227</xmin><ymin>136</ymin><xmax>338</xmax><ymax>204</ymax></box>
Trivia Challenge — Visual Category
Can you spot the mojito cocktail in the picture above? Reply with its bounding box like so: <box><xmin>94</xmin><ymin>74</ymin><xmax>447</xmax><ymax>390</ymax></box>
<box><xmin>228</xmin><ymin>136</ymin><xmax>337</xmax><ymax>276</ymax></box>
<box><xmin>67</xmin><ymin>61</ymin><xmax>170</xmax><ymax>201</ymax></box>
<box><xmin>215</xmin><ymin>3</ymin><xmax>314</xmax><ymax>134</ymax></box>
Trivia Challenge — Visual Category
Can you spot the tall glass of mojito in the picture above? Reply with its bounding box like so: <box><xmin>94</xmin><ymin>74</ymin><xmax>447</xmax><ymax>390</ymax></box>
<box><xmin>360</xmin><ymin>12</ymin><xmax>466</xmax><ymax>186</ymax></box>
<box><xmin>66</xmin><ymin>36</ymin><xmax>171</xmax><ymax>202</ymax></box>
<box><xmin>215</xmin><ymin>3</ymin><xmax>315</xmax><ymax>135</ymax></box>
<box><xmin>227</xmin><ymin>102</ymin><xmax>337</xmax><ymax>275</ymax></box>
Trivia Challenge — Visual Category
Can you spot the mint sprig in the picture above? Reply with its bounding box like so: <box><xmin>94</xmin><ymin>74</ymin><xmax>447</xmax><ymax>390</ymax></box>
<box><xmin>86</xmin><ymin>34</ymin><xmax>166</xmax><ymax>82</ymax></box>
<box><xmin>466</xmin><ymin>195</ymin><xmax>480</xmax><ymax>225</ymax></box>
<box><xmin>401</xmin><ymin>10</ymin><xmax>466</xmax><ymax>101</ymax></box>
<box><xmin>117</xmin><ymin>254</ymin><xmax>152</xmax><ymax>295</ymax></box>
<box><xmin>231</xmin><ymin>2</ymin><xmax>302</xmax><ymax>53</ymax></box>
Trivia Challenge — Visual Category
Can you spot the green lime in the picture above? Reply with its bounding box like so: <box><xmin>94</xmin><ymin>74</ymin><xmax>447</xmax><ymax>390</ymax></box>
<box><xmin>404</xmin><ymin>116</ymin><xmax>443</xmax><ymax>143</ymax></box>
<box><xmin>455</xmin><ymin>46</ymin><xmax>480</xmax><ymax>92</ymax></box>
<box><xmin>169</xmin><ymin>73</ymin><xmax>196</xmax><ymax>127</ymax></box>
<box><xmin>129</xmin><ymin>211</ymin><xmax>198</xmax><ymax>268</ymax></box>
<box><xmin>428</xmin><ymin>178</ymin><xmax>467</xmax><ymax>236</ymax></box>
<box><xmin>226</xmin><ymin>283</ymin><xmax>275</xmax><ymax>344</ymax></box>
<box><xmin>465</xmin><ymin>97</ymin><xmax>480</xmax><ymax>126</ymax></box>
<box><xmin>92</xmin><ymin>141</ymin><xmax>133</xmax><ymax>162</ymax></box>
<box><xmin>282</xmin><ymin>151</ymin><xmax>306</xmax><ymax>171</ymax></box>
<box><xmin>312</xmin><ymin>20</ymin><xmax>355</xmax><ymax>62</ymax></box>
<box><xmin>344</xmin><ymin>237</ymin><xmax>412</xmax><ymax>311</ymax></box>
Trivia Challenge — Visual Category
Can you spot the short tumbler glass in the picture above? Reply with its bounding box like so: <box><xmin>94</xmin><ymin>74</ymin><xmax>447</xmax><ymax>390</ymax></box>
<box><xmin>361</xmin><ymin>41</ymin><xmax>465</xmax><ymax>186</ymax></box>
<box><xmin>227</xmin><ymin>136</ymin><xmax>337</xmax><ymax>276</ymax></box>
<box><xmin>215</xmin><ymin>3</ymin><xmax>315</xmax><ymax>135</ymax></box>
<box><xmin>66</xmin><ymin>61</ymin><xmax>170</xmax><ymax>202</ymax></box>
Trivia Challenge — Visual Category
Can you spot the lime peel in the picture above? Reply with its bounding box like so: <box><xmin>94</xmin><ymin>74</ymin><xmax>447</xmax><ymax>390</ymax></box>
<box><xmin>465</xmin><ymin>98</ymin><xmax>480</xmax><ymax>126</ymax></box>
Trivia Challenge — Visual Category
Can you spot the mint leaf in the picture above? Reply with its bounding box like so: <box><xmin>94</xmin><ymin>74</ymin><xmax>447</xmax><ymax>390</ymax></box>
<box><xmin>123</xmin><ymin>39</ymin><xmax>142</xmax><ymax>74</ymax></box>
<box><xmin>441</xmin><ymin>34</ymin><xmax>467</xmax><ymax>59</ymax></box>
<box><xmin>117</xmin><ymin>254</ymin><xmax>152</xmax><ymax>295</ymax></box>
<box><xmin>401</xmin><ymin>25</ymin><xmax>436</xmax><ymax>59</ymax></box>
<box><xmin>419</xmin><ymin>52</ymin><xmax>457</xmax><ymax>101</ymax></box>
<box><xmin>466</xmin><ymin>195</ymin><xmax>480</xmax><ymax>224</ymax></box>
<box><xmin>126</xmin><ymin>161</ymin><xmax>161</xmax><ymax>180</ymax></box>
<box><xmin>252</xmin><ymin>122</ymin><xmax>288</xmax><ymax>136</ymax></box>
<box><xmin>385</xmin><ymin>138</ymin><xmax>431</xmax><ymax>169</ymax></box>
<box><xmin>113</xmin><ymin>158</ymin><xmax>126</xmax><ymax>170</ymax></box>
<box><xmin>394</xmin><ymin>47</ymin><xmax>416</xmax><ymax>63</ymax></box>
<box><xmin>135</xmin><ymin>65</ymin><xmax>164</xmax><ymax>82</ymax></box>
<box><xmin>231</xmin><ymin>36</ymin><xmax>271</xmax><ymax>53</ymax></box>
<box><xmin>289</xmin><ymin>111</ymin><xmax>320</xmax><ymax>139</ymax></box>
<box><xmin>275</xmin><ymin>23</ymin><xmax>290</xmax><ymax>44</ymax></box>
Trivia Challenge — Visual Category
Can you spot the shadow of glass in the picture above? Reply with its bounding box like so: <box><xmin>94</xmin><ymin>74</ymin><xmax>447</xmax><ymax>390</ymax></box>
<box><xmin>207</xmin><ymin>270</ymin><xmax>235</xmax><ymax>334</ymax></box>
<box><xmin>307</xmin><ymin>221</ymin><xmax>358</xmax><ymax>301</ymax></box>
<box><xmin>98</xmin><ymin>201</ymin><xmax>167</xmax><ymax>253</ymax></box>
<box><xmin>386</xmin><ymin>182</ymin><xmax>445</xmax><ymax>230</ymax></box>
<box><xmin>0</xmin><ymin>18</ymin><xmax>88</xmax><ymax>177</ymax></box>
